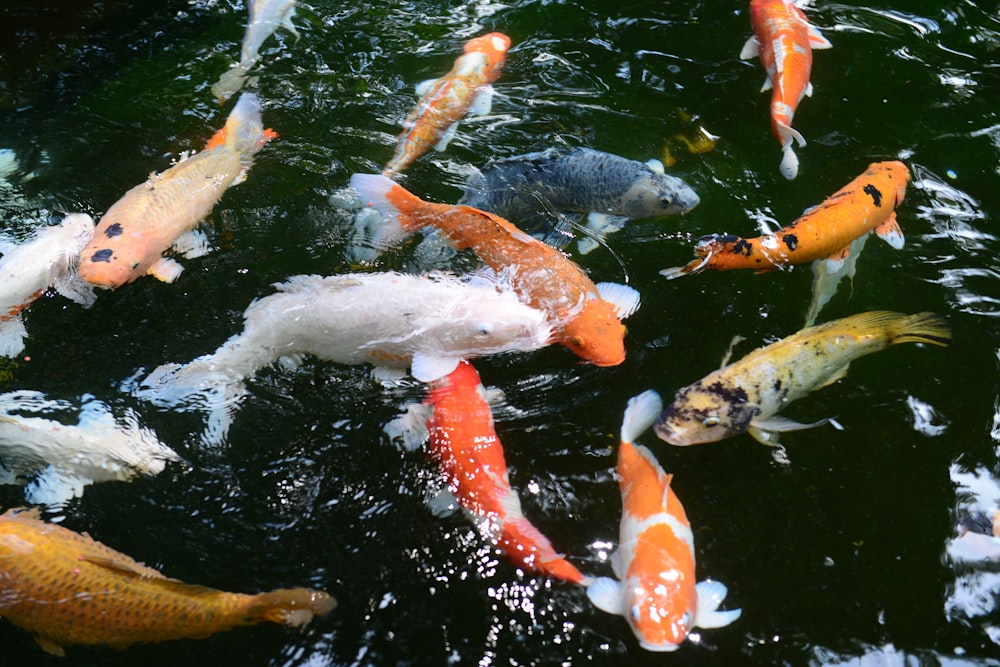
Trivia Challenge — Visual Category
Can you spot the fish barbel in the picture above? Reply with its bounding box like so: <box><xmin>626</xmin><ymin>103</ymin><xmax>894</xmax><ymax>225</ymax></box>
<box><xmin>0</xmin><ymin>508</ymin><xmax>334</xmax><ymax>656</ymax></box>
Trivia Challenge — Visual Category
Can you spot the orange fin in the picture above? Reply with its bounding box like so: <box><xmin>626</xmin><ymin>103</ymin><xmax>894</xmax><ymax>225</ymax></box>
<box><xmin>874</xmin><ymin>212</ymin><xmax>905</xmax><ymax>250</ymax></box>
<box><xmin>33</xmin><ymin>635</ymin><xmax>67</xmax><ymax>657</ymax></box>
<box><xmin>204</xmin><ymin>127</ymin><xmax>227</xmax><ymax>151</ymax></box>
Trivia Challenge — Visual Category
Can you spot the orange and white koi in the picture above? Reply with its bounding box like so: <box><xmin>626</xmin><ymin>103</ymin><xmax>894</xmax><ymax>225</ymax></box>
<box><xmin>0</xmin><ymin>214</ymin><xmax>97</xmax><ymax>357</ymax></box>
<box><xmin>78</xmin><ymin>93</ymin><xmax>276</xmax><ymax>289</ymax></box>
<box><xmin>740</xmin><ymin>0</ymin><xmax>832</xmax><ymax>179</ymax></box>
<box><xmin>0</xmin><ymin>508</ymin><xmax>334</xmax><ymax>656</ymax></box>
<box><xmin>654</xmin><ymin>311</ymin><xmax>951</xmax><ymax>447</ymax></box>
<box><xmin>587</xmin><ymin>390</ymin><xmax>740</xmax><ymax>651</ymax></box>
<box><xmin>421</xmin><ymin>360</ymin><xmax>586</xmax><ymax>584</ymax></box>
<box><xmin>349</xmin><ymin>173</ymin><xmax>640</xmax><ymax>366</ymax></box>
<box><xmin>661</xmin><ymin>160</ymin><xmax>908</xmax><ymax>279</ymax></box>
<box><xmin>382</xmin><ymin>32</ymin><xmax>511</xmax><ymax>177</ymax></box>
<box><xmin>211</xmin><ymin>0</ymin><xmax>299</xmax><ymax>104</ymax></box>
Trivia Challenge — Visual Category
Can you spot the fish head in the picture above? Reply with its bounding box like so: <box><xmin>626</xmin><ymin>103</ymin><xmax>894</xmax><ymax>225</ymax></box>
<box><xmin>557</xmin><ymin>299</ymin><xmax>627</xmax><ymax>366</ymax></box>
<box><xmin>621</xmin><ymin>174</ymin><xmax>701</xmax><ymax>218</ymax></box>
<box><xmin>880</xmin><ymin>160</ymin><xmax>911</xmax><ymax>206</ymax></box>
<box><xmin>462</xmin><ymin>32</ymin><xmax>511</xmax><ymax>80</ymax></box>
<box><xmin>56</xmin><ymin>213</ymin><xmax>97</xmax><ymax>250</ymax></box>
<box><xmin>429</xmin><ymin>293</ymin><xmax>552</xmax><ymax>356</ymax></box>
<box><xmin>653</xmin><ymin>382</ymin><xmax>756</xmax><ymax>446</ymax></box>
<box><xmin>621</xmin><ymin>536</ymin><xmax>697</xmax><ymax>651</ymax></box>
<box><xmin>77</xmin><ymin>243</ymin><xmax>144</xmax><ymax>289</ymax></box>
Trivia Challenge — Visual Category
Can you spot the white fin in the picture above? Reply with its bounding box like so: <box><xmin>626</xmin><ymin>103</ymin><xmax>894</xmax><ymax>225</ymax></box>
<box><xmin>428</xmin><ymin>489</ymin><xmax>461</xmax><ymax>518</ymax></box>
<box><xmin>596</xmin><ymin>282</ymin><xmax>641</xmax><ymax>320</ymax></box>
<box><xmin>620</xmin><ymin>390</ymin><xmax>663</xmax><ymax>444</ymax></box>
<box><xmin>586</xmin><ymin>576</ymin><xmax>623</xmax><ymax>615</ymax></box>
<box><xmin>147</xmin><ymin>256</ymin><xmax>184</xmax><ymax>283</ymax></box>
<box><xmin>0</xmin><ymin>316</ymin><xmax>27</xmax><ymax>358</ymax></box>
<box><xmin>805</xmin><ymin>82</ymin><xmax>814</xmax><ymax>97</ymax></box>
<box><xmin>780</xmin><ymin>145</ymin><xmax>799</xmax><ymax>180</ymax></box>
<box><xmin>348</xmin><ymin>173</ymin><xmax>410</xmax><ymax>250</ymax></box>
<box><xmin>467</xmin><ymin>84</ymin><xmax>494</xmax><ymax>117</ymax></box>
<box><xmin>695</xmin><ymin>580</ymin><xmax>742</xmax><ymax>629</ymax></box>
<box><xmin>24</xmin><ymin>467</ymin><xmax>85</xmax><ymax>507</ymax></box>
<box><xmin>874</xmin><ymin>212</ymin><xmax>905</xmax><ymax>250</ymax></box>
<box><xmin>371</xmin><ymin>365</ymin><xmax>407</xmax><ymax>382</ymax></box>
<box><xmin>808</xmin><ymin>25</ymin><xmax>833</xmax><ymax>49</ymax></box>
<box><xmin>171</xmin><ymin>229</ymin><xmax>212</xmax><ymax>259</ymax></box>
<box><xmin>739</xmin><ymin>36</ymin><xmax>760</xmax><ymax>60</ymax></box>
<box><xmin>751</xmin><ymin>414</ymin><xmax>833</xmax><ymax>433</ymax></box>
<box><xmin>53</xmin><ymin>273</ymin><xmax>98</xmax><ymax>308</ymax></box>
<box><xmin>383</xmin><ymin>402</ymin><xmax>432</xmax><ymax>451</ymax></box>
<box><xmin>410</xmin><ymin>353</ymin><xmax>460</xmax><ymax>383</ymax></box>
<box><xmin>434</xmin><ymin>122</ymin><xmax>460</xmax><ymax>151</ymax></box>
<box><xmin>760</xmin><ymin>76</ymin><xmax>773</xmax><ymax>93</ymax></box>
<box><xmin>644</xmin><ymin>158</ymin><xmax>665</xmax><ymax>174</ymax></box>
<box><xmin>415</xmin><ymin>77</ymin><xmax>439</xmax><ymax>96</ymax></box>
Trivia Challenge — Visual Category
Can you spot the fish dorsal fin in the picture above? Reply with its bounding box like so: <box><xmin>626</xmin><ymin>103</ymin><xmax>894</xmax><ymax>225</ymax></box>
<box><xmin>2</xmin><ymin>506</ymin><xmax>42</xmax><ymax>520</ymax></box>
<box><xmin>596</xmin><ymin>282</ymin><xmax>641</xmax><ymax>320</ymax></box>
<box><xmin>874</xmin><ymin>212</ymin><xmax>905</xmax><ymax>250</ymax></box>
<box><xmin>739</xmin><ymin>36</ymin><xmax>760</xmax><ymax>60</ymax></box>
<box><xmin>644</xmin><ymin>158</ymin><xmax>666</xmax><ymax>174</ymax></box>
<box><xmin>147</xmin><ymin>257</ymin><xmax>184</xmax><ymax>283</ymax></box>
<box><xmin>80</xmin><ymin>554</ymin><xmax>167</xmax><ymax>580</ymax></box>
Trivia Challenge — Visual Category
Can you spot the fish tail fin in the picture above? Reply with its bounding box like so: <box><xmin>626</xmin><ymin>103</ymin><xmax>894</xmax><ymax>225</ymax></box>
<box><xmin>252</xmin><ymin>588</ymin><xmax>337</xmax><ymax>627</ymax></box>
<box><xmin>349</xmin><ymin>173</ymin><xmax>424</xmax><ymax>250</ymax></box>
<box><xmin>0</xmin><ymin>315</ymin><xmax>28</xmax><ymax>358</ymax></box>
<box><xmin>211</xmin><ymin>65</ymin><xmax>250</xmax><ymax>105</ymax></box>
<box><xmin>498</xmin><ymin>514</ymin><xmax>587</xmax><ymax>584</ymax></box>
<box><xmin>888</xmin><ymin>312</ymin><xmax>952</xmax><ymax>348</ymax></box>
<box><xmin>620</xmin><ymin>390</ymin><xmax>663</xmax><ymax>445</ymax></box>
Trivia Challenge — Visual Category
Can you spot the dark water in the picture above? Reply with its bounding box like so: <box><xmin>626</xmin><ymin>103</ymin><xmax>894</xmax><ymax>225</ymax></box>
<box><xmin>1</xmin><ymin>0</ymin><xmax>1000</xmax><ymax>664</ymax></box>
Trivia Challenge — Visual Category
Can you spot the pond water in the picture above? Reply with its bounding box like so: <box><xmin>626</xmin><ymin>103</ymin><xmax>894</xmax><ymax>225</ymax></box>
<box><xmin>1</xmin><ymin>0</ymin><xmax>1000</xmax><ymax>665</ymax></box>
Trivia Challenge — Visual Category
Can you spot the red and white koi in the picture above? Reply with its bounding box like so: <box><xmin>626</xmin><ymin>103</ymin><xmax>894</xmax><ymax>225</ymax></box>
<box><xmin>383</xmin><ymin>32</ymin><xmax>511</xmax><ymax>177</ymax></box>
<box><xmin>587</xmin><ymin>390</ymin><xmax>740</xmax><ymax>651</ymax></box>
<box><xmin>740</xmin><ymin>0</ymin><xmax>832</xmax><ymax>179</ymax></box>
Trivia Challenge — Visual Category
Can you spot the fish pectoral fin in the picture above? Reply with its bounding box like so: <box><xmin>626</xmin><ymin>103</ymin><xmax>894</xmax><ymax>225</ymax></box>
<box><xmin>415</xmin><ymin>77</ymin><xmax>439</xmax><ymax>96</ymax></box>
<box><xmin>33</xmin><ymin>635</ymin><xmax>67</xmax><ymax>657</ymax></box>
<box><xmin>466</xmin><ymin>84</ymin><xmax>495</xmax><ymax>117</ymax></box>
<box><xmin>427</xmin><ymin>489</ymin><xmax>461</xmax><ymax>518</ymax></box>
<box><xmin>53</xmin><ymin>273</ymin><xmax>98</xmax><ymax>308</ymax></box>
<box><xmin>409</xmin><ymin>354</ymin><xmax>461</xmax><ymax>383</ymax></box>
<box><xmin>370</xmin><ymin>365</ymin><xmax>407</xmax><ymax>382</ymax></box>
<box><xmin>749</xmin><ymin>415</ymin><xmax>834</xmax><ymax>446</ymax></box>
<box><xmin>820</xmin><ymin>245</ymin><xmax>851</xmax><ymax>274</ymax></box>
<box><xmin>805</xmin><ymin>82</ymin><xmax>814</xmax><ymax>97</ymax></box>
<box><xmin>694</xmin><ymin>580</ymin><xmax>741</xmax><ymax>628</ymax></box>
<box><xmin>808</xmin><ymin>26</ymin><xmax>833</xmax><ymax>50</ymax></box>
<box><xmin>434</xmin><ymin>122</ymin><xmax>461</xmax><ymax>151</ymax></box>
<box><xmin>739</xmin><ymin>36</ymin><xmax>760</xmax><ymax>60</ymax></box>
<box><xmin>596</xmin><ymin>282</ymin><xmax>641</xmax><ymax>319</ymax></box>
<box><xmin>147</xmin><ymin>257</ymin><xmax>185</xmax><ymax>283</ymax></box>
<box><xmin>586</xmin><ymin>576</ymin><xmax>623</xmax><ymax>615</ymax></box>
<box><xmin>170</xmin><ymin>229</ymin><xmax>213</xmax><ymax>259</ymax></box>
<box><xmin>874</xmin><ymin>212</ymin><xmax>905</xmax><ymax>250</ymax></box>
<box><xmin>760</xmin><ymin>76</ymin><xmax>773</xmax><ymax>93</ymax></box>
<box><xmin>382</xmin><ymin>402</ymin><xmax>433</xmax><ymax>452</ymax></box>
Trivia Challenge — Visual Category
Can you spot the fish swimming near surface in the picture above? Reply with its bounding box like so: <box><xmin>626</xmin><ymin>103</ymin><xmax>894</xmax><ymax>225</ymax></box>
<box><xmin>458</xmin><ymin>147</ymin><xmax>701</xmax><ymax>254</ymax></box>
<box><xmin>0</xmin><ymin>507</ymin><xmax>334</xmax><ymax>656</ymax></box>
<box><xmin>78</xmin><ymin>93</ymin><xmax>276</xmax><ymax>289</ymax></box>
<box><xmin>802</xmin><ymin>233</ymin><xmax>868</xmax><ymax>327</ymax></box>
<box><xmin>587</xmin><ymin>390</ymin><xmax>741</xmax><ymax>651</ymax></box>
<box><xmin>740</xmin><ymin>0</ymin><xmax>832</xmax><ymax>179</ymax></box>
<box><xmin>349</xmin><ymin>173</ymin><xmax>641</xmax><ymax>367</ymax></box>
<box><xmin>0</xmin><ymin>390</ymin><xmax>179</xmax><ymax>507</ymax></box>
<box><xmin>383</xmin><ymin>32</ymin><xmax>511</xmax><ymax>177</ymax></box>
<box><xmin>0</xmin><ymin>214</ymin><xmax>97</xmax><ymax>357</ymax></box>
<box><xmin>654</xmin><ymin>311</ymin><xmax>952</xmax><ymax>447</ymax></box>
<box><xmin>133</xmin><ymin>272</ymin><xmax>552</xmax><ymax>443</ymax></box>
<box><xmin>211</xmin><ymin>0</ymin><xmax>299</xmax><ymax>104</ymax></box>
<box><xmin>661</xmin><ymin>161</ymin><xmax>908</xmax><ymax>279</ymax></box>
<box><xmin>402</xmin><ymin>360</ymin><xmax>588</xmax><ymax>583</ymax></box>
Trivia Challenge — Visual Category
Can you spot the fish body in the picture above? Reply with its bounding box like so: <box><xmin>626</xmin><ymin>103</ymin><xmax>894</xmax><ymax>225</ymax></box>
<box><xmin>662</xmin><ymin>161</ymin><xmax>908</xmax><ymax>279</ymax></box>
<box><xmin>654</xmin><ymin>311</ymin><xmax>952</xmax><ymax>446</ymax></box>
<box><xmin>349</xmin><ymin>173</ymin><xmax>640</xmax><ymax>366</ymax></box>
<box><xmin>0</xmin><ymin>390</ymin><xmax>179</xmax><ymax>506</ymax></box>
<box><xmin>587</xmin><ymin>390</ymin><xmax>740</xmax><ymax>651</ymax></box>
<box><xmin>740</xmin><ymin>0</ymin><xmax>832</xmax><ymax>179</ymax></box>
<box><xmin>383</xmin><ymin>32</ymin><xmax>511</xmax><ymax>176</ymax></box>
<box><xmin>459</xmin><ymin>147</ymin><xmax>700</xmax><ymax>252</ymax></box>
<box><xmin>0</xmin><ymin>508</ymin><xmax>334</xmax><ymax>656</ymax></box>
<box><xmin>212</xmin><ymin>0</ymin><xmax>298</xmax><ymax>103</ymax></box>
<box><xmin>78</xmin><ymin>93</ymin><xmax>275</xmax><ymax>289</ymax></box>
<box><xmin>424</xmin><ymin>360</ymin><xmax>586</xmax><ymax>583</ymax></box>
<box><xmin>0</xmin><ymin>214</ymin><xmax>97</xmax><ymax>357</ymax></box>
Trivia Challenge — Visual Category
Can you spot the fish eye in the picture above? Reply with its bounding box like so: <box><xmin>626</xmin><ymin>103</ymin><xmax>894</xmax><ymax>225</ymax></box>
<box><xmin>571</xmin><ymin>335</ymin><xmax>585</xmax><ymax>348</ymax></box>
<box><xmin>702</xmin><ymin>416</ymin><xmax>720</xmax><ymax>427</ymax></box>
<box><xmin>660</xmin><ymin>195</ymin><xmax>675</xmax><ymax>208</ymax></box>
<box><xmin>477</xmin><ymin>323</ymin><xmax>494</xmax><ymax>336</ymax></box>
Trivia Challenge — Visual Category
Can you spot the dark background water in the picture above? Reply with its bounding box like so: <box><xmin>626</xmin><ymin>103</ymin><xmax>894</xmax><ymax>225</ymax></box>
<box><xmin>1</xmin><ymin>0</ymin><xmax>999</xmax><ymax>665</ymax></box>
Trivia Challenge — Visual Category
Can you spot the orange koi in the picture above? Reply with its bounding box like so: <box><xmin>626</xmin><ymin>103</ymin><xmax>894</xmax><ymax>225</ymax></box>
<box><xmin>383</xmin><ymin>32</ymin><xmax>511</xmax><ymax>177</ymax></box>
<box><xmin>0</xmin><ymin>508</ymin><xmax>334</xmax><ymax>656</ymax></box>
<box><xmin>587</xmin><ymin>390</ymin><xmax>740</xmax><ymax>651</ymax></box>
<box><xmin>350</xmin><ymin>173</ymin><xmax>640</xmax><ymax>366</ymax></box>
<box><xmin>661</xmin><ymin>160</ymin><xmax>908</xmax><ymax>279</ymax></box>
<box><xmin>740</xmin><ymin>0</ymin><xmax>832</xmax><ymax>179</ymax></box>
<box><xmin>424</xmin><ymin>360</ymin><xmax>586</xmax><ymax>584</ymax></box>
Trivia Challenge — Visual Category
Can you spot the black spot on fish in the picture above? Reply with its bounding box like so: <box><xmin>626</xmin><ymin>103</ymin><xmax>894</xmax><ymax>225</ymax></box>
<box><xmin>863</xmin><ymin>184</ymin><xmax>883</xmax><ymax>207</ymax></box>
<box><xmin>104</xmin><ymin>223</ymin><xmax>124</xmax><ymax>238</ymax></box>
<box><xmin>782</xmin><ymin>234</ymin><xmax>799</xmax><ymax>251</ymax></box>
<box><xmin>90</xmin><ymin>248</ymin><xmax>113</xmax><ymax>263</ymax></box>
<box><xmin>731</xmin><ymin>238</ymin><xmax>753</xmax><ymax>257</ymax></box>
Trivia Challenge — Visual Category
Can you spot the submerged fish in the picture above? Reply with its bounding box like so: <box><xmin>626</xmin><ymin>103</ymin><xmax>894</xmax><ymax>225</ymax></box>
<box><xmin>0</xmin><ymin>214</ymin><xmax>97</xmax><ymax>357</ymax></box>
<box><xmin>212</xmin><ymin>0</ymin><xmax>299</xmax><ymax>103</ymax></box>
<box><xmin>587</xmin><ymin>390</ymin><xmax>740</xmax><ymax>651</ymax></box>
<box><xmin>0</xmin><ymin>508</ymin><xmax>334</xmax><ymax>656</ymax></box>
<box><xmin>662</xmin><ymin>161</ymin><xmax>908</xmax><ymax>279</ymax></box>
<box><xmin>383</xmin><ymin>32</ymin><xmax>511</xmax><ymax>177</ymax></box>
<box><xmin>458</xmin><ymin>147</ymin><xmax>701</xmax><ymax>254</ymax></box>
<box><xmin>134</xmin><ymin>272</ymin><xmax>552</xmax><ymax>442</ymax></box>
<box><xmin>0</xmin><ymin>390</ymin><xmax>179</xmax><ymax>506</ymax></box>
<box><xmin>350</xmin><ymin>173</ymin><xmax>641</xmax><ymax>366</ymax></box>
<box><xmin>419</xmin><ymin>360</ymin><xmax>586</xmax><ymax>583</ymax></box>
<box><xmin>740</xmin><ymin>0</ymin><xmax>832</xmax><ymax>179</ymax></box>
<box><xmin>654</xmin><ymin>311</ymin><xmax>952</xmax><ymax>447</ymax></box>
<box><xmin>78</xmin><ymin>93</ymin><xmax>276</xmax><ymax>289</ymax></box>
<box><xmin>803</xmin><ymin>233</ymin><xmax>868</xmax><ymax>327</ymax></box>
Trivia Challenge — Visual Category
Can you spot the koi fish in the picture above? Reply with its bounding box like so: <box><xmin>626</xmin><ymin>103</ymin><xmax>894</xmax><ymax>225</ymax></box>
<box><xmin>0</xmin><ymin>213</ymin><xmax>97</xmax><ymax>357</ymax></box>
<box><xmin>382</xmin><ymin>32</ymin><xmax>511</xmax><ymax>176</ymax></box>
<box><xmin>661</xmin><ymin>161</ymin><xmax>908</xmax><ymax>279</ymax></box>
<box><xmin>740</xmin><ymin>0</ymin><xmax>832</xmax><ymax>179</ymax></box>
<box><xmin>587</xmin><ymin>390</ymin><xmax>740</xmax><ymax>651</ymax></box>
<box><xmin>419</xmin><ymin>360</ymin><xmax>586</xmax><ymax>583</ymax></box>
<box><xmin>803</xmin><ymin>233</ymin><xmax>868</xmax><ymax>327</ymax></box>
<box><xmin>459</xmin><ymin>147</ymin><xmax>700</xmax><ymax>254</ymax></box>
<box><xmin>212</xmin><ymin>0</ymin><xmax>299</xmax><ymax>103</ymax></box>
<box><xmin>134</xmin><ymin>272</ymin><xmax>552</xmax><ymax>443</ymax></box>
<box><xmin>349</xmin><ymin>173</ymin><xmax>641</xmax><ymax>366</ymax></box>
<box><xmin>0</xmin><ymin>390</ymin><xmax>179</xmax><ymax>507</ymax></box>
<box><xmin>654</xmin><ymin>311</ymin><xmax>952</xmax><ymax>447</ymax></box>
<box><xmin>0</xmin><ymin>508</ymin><xmax>334</xmax><ymax>656</ymax></box>
<box><xmin>78</xmin><ymin>93</ymin><xmax>276</xmax><ymax>289</ymax></box>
